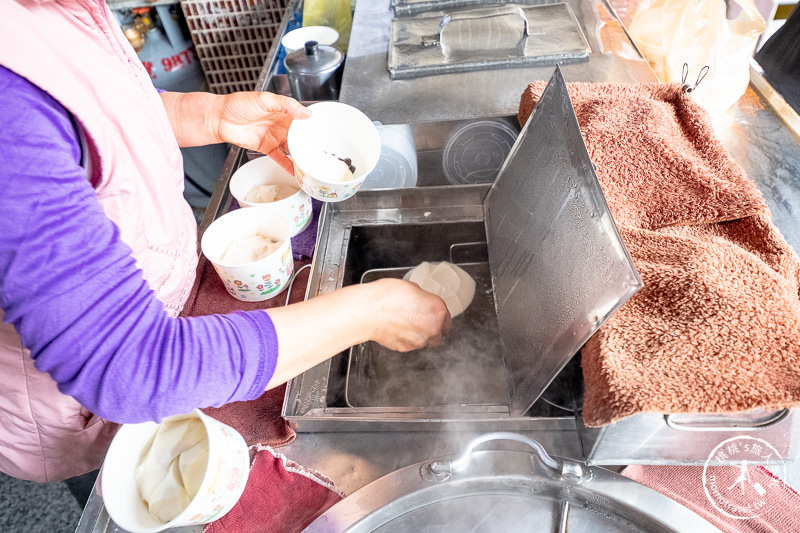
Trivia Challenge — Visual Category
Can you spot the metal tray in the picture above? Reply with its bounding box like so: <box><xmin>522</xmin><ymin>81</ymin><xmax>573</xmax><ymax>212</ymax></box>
<box><xmin>345</xmin><ymin>262</ymin><xmax>506</xmax><ymax>409</ymax></box>
<box><xmin>389</xmin><ymin>3</ymin><xmax>590</xmax><ymax>79</ymax></box>
<box><xmin>282</xmin><ymin>68</ymin><xmax>640</xmax><ymax>431</ymax></box>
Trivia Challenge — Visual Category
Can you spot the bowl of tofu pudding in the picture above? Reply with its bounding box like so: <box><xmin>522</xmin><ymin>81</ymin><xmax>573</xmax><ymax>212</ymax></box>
<box><xmin>201</xmin><ymin>205</ymin><xmax>294</xmax><ymax>302</ymax></box>
<box><xmin>229</xmin><ymin>155</ymin><xmax>312</xmax><ymax>237</ymax></box>
<box><xmin>287</xmin><ymin>101</ymin><xmax>381</xmax><ymax>202</ymax></box>
<box><xmin>101</xmin><ymin>410</ymin><xmax>250</xmax><ymax>533</ymax></box>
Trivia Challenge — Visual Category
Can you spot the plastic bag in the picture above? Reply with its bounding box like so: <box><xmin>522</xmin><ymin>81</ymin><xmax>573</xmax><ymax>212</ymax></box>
<box><xmin>628</xmin><ymin>0</ymin><xmax>765</xmax><ymax>113</ymax></box>
<box><xmin>303</xmin><ymin>0</ymin><xmax>353</xmax><ymax>53</ymax></box>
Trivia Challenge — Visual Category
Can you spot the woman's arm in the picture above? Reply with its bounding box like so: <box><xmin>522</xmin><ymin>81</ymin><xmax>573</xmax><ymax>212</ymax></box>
<box><xmin>0</xmin><ymin>69</ymin><xmax>277</xmax><ymax>423</ymax></box>
<box><xmin>265</xmin><ymin>279</ymin><xmax>450</xmax><ymax>389</ymax></box>
<box><xmin>0</xmin><ymin>68</ymin><xmax>450</xmax><ymax>423</ymax></box>
<box><xmin>159</xmin><ymin>91</ymin><xmax>311</xmax><ymax>171</ymax></box>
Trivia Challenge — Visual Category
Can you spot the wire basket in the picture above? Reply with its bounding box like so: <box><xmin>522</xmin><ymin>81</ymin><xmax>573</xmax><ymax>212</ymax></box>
<box><xmin>180</xmin><ymin>0</ymin><xmax>289</xmax><ymax>94</ymax></box>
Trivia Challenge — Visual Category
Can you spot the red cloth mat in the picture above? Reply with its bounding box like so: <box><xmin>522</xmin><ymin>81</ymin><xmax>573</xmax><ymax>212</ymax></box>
<box><xmin>204</xmin><ymin>445</ymin><xmax>343</xmax><ymax>533</ymax></box>
<box><xmin>622</xmin><ymin>464</ymin><xmax>800</xmax><ymax>532</ymax></box>
<box><xmin>182</xmin><ymin>256</ymin><xmax>341</xmax><ymax>531</ymax></box>
<box><xmin>202</xmin><ymin>387</ymin><xmax>294</xmax><ymax>448</ymax></box>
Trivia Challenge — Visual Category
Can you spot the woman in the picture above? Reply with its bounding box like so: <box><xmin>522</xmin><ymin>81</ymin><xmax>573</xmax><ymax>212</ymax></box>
<box><xmin>0</xmin><ymin>0</ymin><xmax>450</xmax><ymax>482</ymax></box>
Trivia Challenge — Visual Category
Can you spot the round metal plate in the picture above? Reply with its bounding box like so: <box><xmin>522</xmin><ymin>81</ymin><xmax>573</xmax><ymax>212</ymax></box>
<box><xmin>304</xmin><ymin>450</ymin><xmax>721</xmax><ymax>533</ymax></box>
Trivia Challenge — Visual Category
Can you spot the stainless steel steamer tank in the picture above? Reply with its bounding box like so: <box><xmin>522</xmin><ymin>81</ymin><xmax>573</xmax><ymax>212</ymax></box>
<box><xmin>282</xmin><ymin>68</ymin><xmax>642</xmax><ymax>432</ymax></box>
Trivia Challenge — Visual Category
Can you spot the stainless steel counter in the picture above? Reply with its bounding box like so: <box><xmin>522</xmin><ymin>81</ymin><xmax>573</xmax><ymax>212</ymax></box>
<box><xmin>76</xmin><ymin>0</ymin><xmax>800</xmax><ymax>531</ymax></box>
<box><xmin>339</xmin><ymin>0</ymin><xmax>658</xmax><ymax>124</ymax></box>
<box><xmin>713</xmin><ymin>63</ymin><xmax>800</xmax><ymax>253</ymax></box>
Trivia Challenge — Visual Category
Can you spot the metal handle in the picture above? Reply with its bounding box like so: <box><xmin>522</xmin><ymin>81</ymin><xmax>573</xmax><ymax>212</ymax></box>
<box><xmin>421</xmin><ymin>6</ymin><xmax>530</xmax><ymax>49</ymax></box>
<box><xmin>664</xmin><ymin>408</ymin><xmax>789</xmax><ymax>431</ymax></box>
<box><xmin>428</xmin><ymin>432</ymin><xmax>589</xmax><ymax>482</ymax></box>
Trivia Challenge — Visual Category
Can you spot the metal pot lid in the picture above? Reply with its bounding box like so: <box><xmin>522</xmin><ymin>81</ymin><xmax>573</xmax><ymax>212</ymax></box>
<box><xmin>388</xmin><ymin>3</ymin><xmax>590</xmax><ymax>79</ymax></box>
<box><xmin>483</xmin><ymin>66</ymin><xmax>642</xmax><ymax>416</ymax></box>
<box><xmin>284</xmin><ymin>41</ymin><xmax>344</xmax><ymax>76</ymax></box>
<box><xmin>304</xmin><ymin>433</ymin><xmax>721</xmax><ymax>533</ymax></box>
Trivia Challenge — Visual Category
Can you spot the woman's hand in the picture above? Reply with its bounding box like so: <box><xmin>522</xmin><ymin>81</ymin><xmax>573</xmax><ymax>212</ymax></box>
<box><xmin>362</xmin><ymin>278</ymin><xmax>452</xmax><ymax>352</ymax></box>
<box><xmin>160</xmin><ymin>91</ymin><xmax>310</xmax><ymax>172</ymax></box>
<box><xmin>264</xmin><ymin>279</ymin><xmax>451</xmax><ymax>389</ymax></box>
<box><xmin>214</xmin><ymin>92</ymin><xmax>311</xmax><ymax>171</ymax></box>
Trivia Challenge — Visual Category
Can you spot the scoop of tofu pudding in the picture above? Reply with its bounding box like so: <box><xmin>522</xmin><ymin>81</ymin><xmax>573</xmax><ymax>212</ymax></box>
<box><xmin>220</xmin><ymin>234</ymin><xmax>282</xmax><ymax>265</ymax></box>
<box><xmin>404</xmin><ymin>261</ymin><xmax>476</xmax><ymax>318</ymax></box>
<box><xmin>243</xmin><ymin>183</ymin><xmax>299</xmax><ymax>204</ymax></box>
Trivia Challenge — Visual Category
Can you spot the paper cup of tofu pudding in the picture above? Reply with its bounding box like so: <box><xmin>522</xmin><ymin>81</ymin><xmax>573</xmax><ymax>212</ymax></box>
<box><xmin>287</xmin><ymin>101</ymin><xmax>381</xmax><ymax>202</ymax></box>
<box><xmin>229</xmin><ymin>155</ymin><xmax>312</xmax><ymax>237</ymax></box>
<box><xmin>200</xmin><ymin>206</ymin><xmax>294</xmax><ymax>302</ymax></box>
<box><xmin>101</xmin><ymin>410</ymin><xmax>250</xmax><ymax>533</ymax></box>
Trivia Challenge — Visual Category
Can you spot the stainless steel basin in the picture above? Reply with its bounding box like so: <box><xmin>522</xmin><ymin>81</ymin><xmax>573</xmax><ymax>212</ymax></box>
<box><xmin>282</xmin><ymin>184</ymin><xmax>582</xmax><ymax>432</ymax></box>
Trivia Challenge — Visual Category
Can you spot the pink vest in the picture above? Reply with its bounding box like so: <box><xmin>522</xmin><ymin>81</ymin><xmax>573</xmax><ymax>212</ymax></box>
<box><xmin>0</xmin><ymin>0</ymin><xmax>198</xmax><ymax>481</ymax></box>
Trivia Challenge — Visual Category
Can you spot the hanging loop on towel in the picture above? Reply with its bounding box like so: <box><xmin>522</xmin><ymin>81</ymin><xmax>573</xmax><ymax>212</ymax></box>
<box><xmin>681</xmin><ymin>63</ymin><xmax>710</xmax><ymax>95</ymax></box>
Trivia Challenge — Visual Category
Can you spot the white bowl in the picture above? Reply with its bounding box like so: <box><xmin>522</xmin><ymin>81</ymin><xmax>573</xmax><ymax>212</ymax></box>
<box><xmin>287</xmin><ymin>102</ymin><xmax>381</xmax><ymax>203</ymax></box>
<box><xmin>229</xmin><ymin>156</ymin><xmax>312</xmax><ymax>237</ymax></box>
<box><xmin>101</xmin><ymin>410</ymin><xmax>249</xmax><ymax>533</ymax></box>
<box><xmin>200</xmin><ymin>206</ymin><xmax>294</xmax><ymax>302</ymax></box>
<box><xmin>281</xmin><ymin>26</ymin><xmax>339</xmax><ymax>55</ymax></box>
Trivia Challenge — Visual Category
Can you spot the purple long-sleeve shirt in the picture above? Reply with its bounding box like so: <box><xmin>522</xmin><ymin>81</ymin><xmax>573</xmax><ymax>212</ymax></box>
<box><xmin>0</xmin><ymin>66</ymin><xmax>278</xmax><ymax>423</ymax></box>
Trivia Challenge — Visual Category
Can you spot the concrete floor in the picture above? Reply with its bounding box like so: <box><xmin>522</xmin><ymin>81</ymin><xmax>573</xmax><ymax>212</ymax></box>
<box><xmin>0</xmin><ymin>471</ymin><xmax>87</xmax><ymax>532</ymax></box>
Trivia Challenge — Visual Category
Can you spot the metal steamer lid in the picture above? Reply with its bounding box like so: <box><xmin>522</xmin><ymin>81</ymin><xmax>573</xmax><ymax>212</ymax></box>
<box><xmin>304</xmin><ymin>433</ymin><xmax>721</xmax><ymax>532</ymax></box>
<box><xmin>284</xmin><ymin>41</ymin><xmax>344</xmax><ymax>76</ymax></box>
<box><xmin>483</xmin><ymin>66</ymin><xmax>642</xmax><ymax>416</ymax></box>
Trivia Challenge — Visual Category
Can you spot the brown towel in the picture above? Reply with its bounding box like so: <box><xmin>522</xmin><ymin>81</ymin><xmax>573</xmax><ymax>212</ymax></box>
<box><xmin>519</xmin><ymin>81</ymin><xmax>800</xmax><ymax>427</ymax></box>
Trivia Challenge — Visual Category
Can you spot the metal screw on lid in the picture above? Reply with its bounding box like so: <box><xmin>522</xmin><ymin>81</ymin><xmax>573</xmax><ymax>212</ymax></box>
<box><xmin>305</xmin><ymin>40</ymin><xmax>318</xmax><ymax>55</ymax></box>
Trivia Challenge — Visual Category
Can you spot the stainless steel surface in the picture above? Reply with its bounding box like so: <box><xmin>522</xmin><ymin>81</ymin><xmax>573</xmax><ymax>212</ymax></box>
<box><xmin>664</xmin><ymin>408</ymin><xmax>790</xmax><ymax>432</ymax></box>
<box><xmin>388</xmin><ymin>3</ymin><xmax>590</xmax><ymax>79</ymax></box>
<box><xmin>285</xmin><ymin>67</ymin><xmax>641</xmax><ymax>429</ymax></box>
<box><xmin>280</xmin><ymin>429</ymin><xmax>584</xmax><ymax>497</ymax></box>
<box><xmin>391</xmin><ymin>0</ymin><xmax>546</xmax><ymax>17</ymax></box>
<box><xmin>711</xmin><ymin>64</ymin><xmax>800</xmax><ymax>256</ymax></box>
<box><xmin>76</xmin><ymin>0</ymin><xmax>800</xmax><ymax>529</ymax></box>
<box><xmin>304</xmin><ymin>433</ymin><xmax>722</xmax><ymax>533</ymax></box>
<box><xmin>340</xmin><ymin>0</ymin><xmax>657</xmax><ymax>124</ymax></box>
<box><xmin>484</xmin><ymin>66</ymin><xmax>641</xmax><ymax>415</ymax></box>
<box><xmin>281</xmin><ymin>183</ymin><xmax>584</xmax><ymax>432</ymax></box>
<box><xmin>579</xmin><ymin>409</ymin><xmax>800</xmax><ymax>465</ymax></box>
<box><xmin>346</xmin><ymin>262</ymin><xmax>507</xmax><ymax>408</ymax></box>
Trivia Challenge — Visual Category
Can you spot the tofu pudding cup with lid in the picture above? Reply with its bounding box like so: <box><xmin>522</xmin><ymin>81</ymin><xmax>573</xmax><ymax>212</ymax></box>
<box><xmin>229</xmin><ymin>155</ymin><xmax>312</xmax><ymax>237</ymax></box>
<box><xmin>200</xmin><ymin>206</ymin><xmax>294</xmax><ymax>302</ymax></box>
<box><xmin>288</xmin><ymin>102</ymin><xmax>381</xmax><ymax>202</ymax></box>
